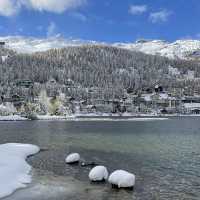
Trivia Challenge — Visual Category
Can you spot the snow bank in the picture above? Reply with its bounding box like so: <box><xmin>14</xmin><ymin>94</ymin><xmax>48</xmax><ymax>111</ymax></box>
<box><xmin>69</xmin><ymin>117</ymin><xmax>168</xmax><ymax>122</ymax></box>
<box><xmin>0</xmin><ymin>143</ymin><xmax>40</xmax><ymax>198</ymax></box>
<box><xmin>0</xmin><ymin>115</ymin><xmax>28</xmax><ymax>121</ymax></box>
<box><xmin>89</xmin><ymin>166</ymin><xmax>108</xmax><ymax>182</ymax></box>
<box><xmin>36</xmin><ymin>115</ymin><xmax>67</xmax><ymax>120</ymax></box>
<box><xmin>65</xmin><ymin>153</ymin><xmax>80</xmax><ymax>164</ymax></box>
<box><xmin>108</xmin><ymin>170</ymin><xmax>135</xmax><ymax>188</ymax></box>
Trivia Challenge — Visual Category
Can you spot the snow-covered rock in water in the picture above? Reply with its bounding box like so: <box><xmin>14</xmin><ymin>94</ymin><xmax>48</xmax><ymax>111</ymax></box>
<box><xmin>108</xmin><ymin>170</ymin><xmax>135</xmax><ymax>188</ymax></box>
<box><xmin>65</xmin><ymin>153</ymin><xmax>80</xmax><ymax>164</ymax></box>
<box><xmin>0</xmin><ymin>143</ymin><xmax>40</xmax><ymax>198</ymax></box>
<box><xmin>89</xmin><ymin>166</ymin><xmax>108</xmax><ymax>182</ymax></box>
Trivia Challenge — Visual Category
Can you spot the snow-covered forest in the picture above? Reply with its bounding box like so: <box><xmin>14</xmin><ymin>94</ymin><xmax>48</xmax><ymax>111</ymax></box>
<box><xmin>1</xmin><ymin>45</ymin><xmax>200</xmax><ymax>100</ymax></box>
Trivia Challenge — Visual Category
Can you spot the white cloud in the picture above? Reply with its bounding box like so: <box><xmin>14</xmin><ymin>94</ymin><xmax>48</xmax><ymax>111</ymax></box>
<box><xmin>47</xmin><ymin>21</ymin><xmax>57</xmax><ymax>37</ymax></box>
<box><xmin>0</xmin><ymin>0</ymin><xmax>21</xmax><ymax>16</ymax></box>
<box><xmin>29</xmin><ymin>0</ymin><xmax>86</xmax><ymax>13</ymax></box>
<box><xmin>129</xmin><ymin>5</ymin><xmax>147</xmax><ymax>15</ymax></box>
<box><xmin>0</xmin><ymin>0</ymin><xmax>86</xmax><ymax>16</ymax></box>
<box><xmin>149</xmin><ymin>10</ymin><xmax>172</xmax><ymax>23</ymax></box>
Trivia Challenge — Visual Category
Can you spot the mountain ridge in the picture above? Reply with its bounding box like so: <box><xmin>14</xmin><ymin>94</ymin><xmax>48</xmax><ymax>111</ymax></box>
<box><xmin>1</xmin><ymin>36</ymin><xmax>200</xmax><ymax>60</ymax></box>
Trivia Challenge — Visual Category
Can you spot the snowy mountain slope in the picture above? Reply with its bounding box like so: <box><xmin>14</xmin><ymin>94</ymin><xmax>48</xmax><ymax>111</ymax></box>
<box><xmin>1</xmin><ymin>36</ymin><xmax>200</xmax><ymax>60</ymax></box>
<box><xmin>114</xmin><ymin>39</ymin><xmax>200</xmax><ymax>60</ymax></box>
<box><xmin>0</xmin><ymin>36</ymin><xmax>103</xmax><ymax>54</ymax></box>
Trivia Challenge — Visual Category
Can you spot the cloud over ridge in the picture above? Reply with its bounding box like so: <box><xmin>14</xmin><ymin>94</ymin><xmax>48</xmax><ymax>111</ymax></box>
<box><xmin>0</xmin><ymin>0</ymin><xmax>86</xmax><ymax>16</ymax></box>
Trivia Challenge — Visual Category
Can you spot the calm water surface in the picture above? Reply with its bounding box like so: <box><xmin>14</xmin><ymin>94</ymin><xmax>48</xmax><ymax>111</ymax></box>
<box><xmin>1</xmin><ymin>117</ymin><xmax>200</xmax><ymax>200</ymax></box>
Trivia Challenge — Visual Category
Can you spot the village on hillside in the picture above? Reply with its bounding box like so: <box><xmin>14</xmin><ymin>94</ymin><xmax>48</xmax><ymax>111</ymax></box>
<box><xmin>0</xmin><ymin>78</ymin><xmax>200</xmax><ymax>118</ymax></box>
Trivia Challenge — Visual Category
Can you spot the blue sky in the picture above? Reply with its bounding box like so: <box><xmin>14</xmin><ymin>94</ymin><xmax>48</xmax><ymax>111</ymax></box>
<box><xmin>0</xmin><ymin>0</ymin><xmax>200</xmax><ymax>43</ymax></box>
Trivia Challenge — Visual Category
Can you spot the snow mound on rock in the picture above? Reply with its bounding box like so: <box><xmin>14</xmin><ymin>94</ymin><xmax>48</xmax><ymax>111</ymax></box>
<box><xmin>65</xmin><ymin>153</ymin><xmax>80</xmax><ymax>164</ymax></box>
<box><xmin>108</xmin><ymin>170</ymin><xmax>135</xmax><ymax>188</ymax></box>
<box><xmin>89</xmin><ymin>166</ymin><xmax>108</xmax><ymax>181</ymax></box>
<box><xmin>0</xmin><ymin>143</ymin><xmax>40</xmax><ymax>198</ymax></box>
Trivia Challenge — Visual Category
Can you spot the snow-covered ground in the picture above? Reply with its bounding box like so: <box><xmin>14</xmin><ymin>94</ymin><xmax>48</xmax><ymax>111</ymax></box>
<box><xmin>67</xmin><ymin>117</ymin><xmax>168</xmax><ymax>122</ymax></box>
<box><xmin>34</xmin><ymin>113</ymin><xmax>169</xmax><ymax>122</ymax></box>
<box><xmin>0</xmin><ymin>115</ymin><xmax>28</xmax><ymax>121</ymax></box>
<box><xmin>1</xmin><ymin>113</ymin><xmax>200</xmax><ymax>122</ymax></box>
<box><xmin>36</xmin><ymin>115</ymin><xmax>69</xmax><ymax>121</ymax></box>
<box><xmin>0</xmin><ymin>143</ymin><xmax>40</xmax><ymax>198</ymax></box>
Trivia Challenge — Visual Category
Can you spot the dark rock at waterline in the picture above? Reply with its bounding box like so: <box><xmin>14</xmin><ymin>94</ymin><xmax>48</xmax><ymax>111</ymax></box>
<box><xmin>111</xmin><ymin>184</ymin><xmax>134</xmax><ymax>190</ymax></box>
<box><xmin>40</xmin><ymin>148</ymin><xmax>49</xmax><ymax>152</ymax></box>
<box><xmin>66</xmin><ymin>161</ymin><xmax>80</xmax><ymax>165</ymax></box>
<box><xmin>81</xmin><ymin>162</ymin><xmax>98</xmax><ymax>167</ymax></box>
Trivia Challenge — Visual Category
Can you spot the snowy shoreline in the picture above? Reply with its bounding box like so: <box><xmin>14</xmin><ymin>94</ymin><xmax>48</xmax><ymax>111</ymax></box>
<box><xmin>1</xmin><ymin>113</ymin><xmax>200</xmax><ymax>122</ymax></box>
<box><xmin>0</xmin><ymin>143</ymin><xmax>40</xmax><ymax>199</ymax></box>
<box><xmin>0</xmin><ymin>115</ymin><xmax>29</xmax><ymax>121</ymax></box>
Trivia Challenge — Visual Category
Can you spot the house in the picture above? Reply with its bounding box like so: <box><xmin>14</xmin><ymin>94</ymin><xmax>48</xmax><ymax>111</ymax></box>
<box><xmin>183</xmin><ymin>103</ymin><xmax>200</xmax><ymax>114</ymax></box>
<box><xmin>86</xmin><ymin>105</ymin><xmax>97</xmax><ymax>113</ymax></box>
<box><xmin>154</xmin><ymin>85</ymin><xmax>163</xmax><ymax>93</ymax></box>
<box><xmin>65</xmin><ymin>78</ymin><xmax>74</xmax><ymax>87</ymax></box>
<box><xmin>1</xmin><ymin>55</ymin><xmax>9</xmax><ymax>63</ymax></box>
<box><xmin>1</xmin><ymin>94</ymin><xmax>25</xmax><ymax>109</ymax></box>
<box><xmin>168</xmin><ymin>65</ymin><xmax>181</xmax><ymax>77</ymax></box>
<box><xmin>184</xmin><ymin>70</ymin><xmax>195</xmax><ymax>80</ymax></box>
<box><xmin>141</xmin><ymin>92</ymin><xmax>179</xmax><ymax>109</ymax></box>
<box><xmin>0</xmin><ymin>42</ymin><xmax>5</xmax><ymax>47</ymax></box>
<box><xmin>15</xmin><ymin>80</ymin><xmax>33</xmax><ymax>88</ymax></box>
<box><xmin>182</xmin><ymin>96</ymin><xmax>200</xmax><ymax>103</ymax></box>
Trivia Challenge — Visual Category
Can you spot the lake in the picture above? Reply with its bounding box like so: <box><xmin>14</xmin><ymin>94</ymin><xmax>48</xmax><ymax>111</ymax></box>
<box><xmin>1</xmin><ymin>117</ymin><xmax>200</xmax><ymax>200</ymax></box>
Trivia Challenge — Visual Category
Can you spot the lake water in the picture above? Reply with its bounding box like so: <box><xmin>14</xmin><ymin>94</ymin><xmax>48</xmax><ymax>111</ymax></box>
<box><xmin>1</xmin><ymin>117</ymin><xmax>200</xmax><ymax>200</ymax></box>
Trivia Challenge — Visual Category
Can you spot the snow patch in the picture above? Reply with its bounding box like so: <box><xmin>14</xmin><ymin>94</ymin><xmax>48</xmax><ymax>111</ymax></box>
<box><xmin>68</xmin><ymin>117</ymin><xmax>168</xmax><ymax>122</ymax></box>
<box><xmin>0</xmin><ymin>143</ymin><xmax>40</xmax><ymax>198</ymax></box>
<box><xmin>0</xmin><ymin>115</ymin><xmax>28</xmax><ymax>121</ymax></box>
<box><xmin>36</xmin><ymin>115</ymin><xmax>68</xmax><ymax>121</ymax></box>
<box><xmin>89</xmin><ymin>166</ymin><xmax>108</xmax><ymax>182</ymax></box>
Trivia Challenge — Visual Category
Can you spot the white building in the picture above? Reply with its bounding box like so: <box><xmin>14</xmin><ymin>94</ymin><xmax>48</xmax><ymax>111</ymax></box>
<box><xmin>168</xmin><ymin>65</ymin><xmax>180</xmax><ymax>76</ymax></box>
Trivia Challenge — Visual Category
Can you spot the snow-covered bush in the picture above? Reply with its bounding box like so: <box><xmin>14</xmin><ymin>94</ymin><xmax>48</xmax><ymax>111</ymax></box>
<box><xmin>38</xmin><ymin>90</ymin><xmax>50</xmax><ymax>114</ymax></box>
<box><xmin>38</xmin><ymin>90</ymin><xmax>68</xmax><ymax>115</ymax></box>
<box><xmin>0</xmin><ymin>103</ymin><xmax>16</xmax><ymax>116</ymax></box>
<box><xmin>89</xmin><ymin>166</ymin><xmax>108</xmax><ymax>182</ymax></box>
<box><xmin>108</xmin><ymin>170</ymin><xmax>135</xmax><ymax>188</ymax></box>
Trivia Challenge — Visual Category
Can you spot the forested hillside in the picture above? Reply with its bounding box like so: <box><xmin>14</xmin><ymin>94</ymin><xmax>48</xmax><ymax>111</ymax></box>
<box><xmin>0</xmin><ymin>45</ymin><xmax>200</xmax><ymax>99</ymax></box>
